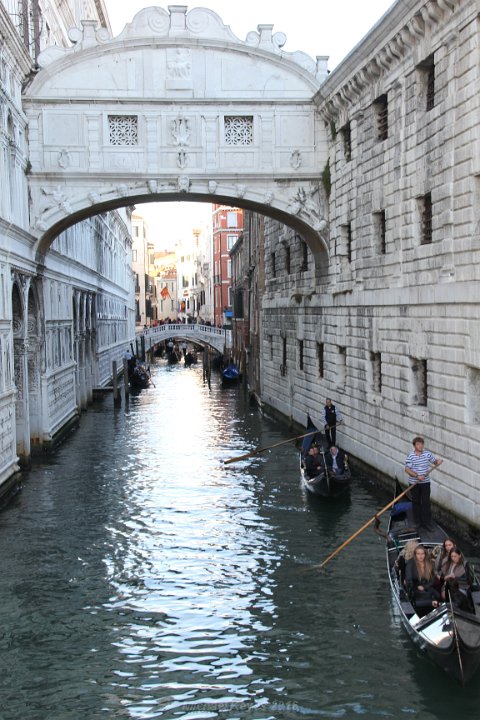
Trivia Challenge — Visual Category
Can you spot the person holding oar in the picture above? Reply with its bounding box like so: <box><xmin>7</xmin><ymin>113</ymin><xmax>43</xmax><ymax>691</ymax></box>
<box><xmin>405</xmin><ymin>436</ymin><xmax>443</xmax><ymax>532</ymax></box>
<box><xmin>321</xmin><ymin>398</ymin><xmax>343</xmax><ymax>448</ymax></box>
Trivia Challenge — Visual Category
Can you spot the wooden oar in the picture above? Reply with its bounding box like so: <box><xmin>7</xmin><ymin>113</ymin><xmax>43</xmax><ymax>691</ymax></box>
<box><xmin>223</xmin><ymin>428</ymin><xmax>321</xmax><ymax>465</ymax></box>
<box><xmin>313</xmin><ymin>474</ymin><xmax>432</xmax><ymax>570</ymax></box>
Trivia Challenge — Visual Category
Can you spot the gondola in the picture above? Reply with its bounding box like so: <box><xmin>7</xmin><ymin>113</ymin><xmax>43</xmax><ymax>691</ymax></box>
<box><xmin>129</xmin><ymin>361</ymin><xmax>151</xmax><ymax>390</ymax></box>
<box><xmin>299</xmin><ymin>417</ymin><xmax>351</xmax><ymax>498</ymax></box>
<box><xmin>222</xmin><ymin>362</ymin><xmax>241</xmax><ymax>383</ymax></box>
<box><xmin>386</xmin><ymin>484</ymin><xmax>480</xmax><ymax>685</ymax></box>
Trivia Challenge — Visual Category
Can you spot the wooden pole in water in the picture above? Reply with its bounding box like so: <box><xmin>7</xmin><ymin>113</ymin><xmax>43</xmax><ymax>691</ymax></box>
<box><xmin>123</xmin><ymin>358</ymin><xmax>129</xmax><ymax>404</ymax></box>
<box><xmin>112</xmin><ymin>360</ymin><xmax>121</xmax><ymax>406</ymax></box>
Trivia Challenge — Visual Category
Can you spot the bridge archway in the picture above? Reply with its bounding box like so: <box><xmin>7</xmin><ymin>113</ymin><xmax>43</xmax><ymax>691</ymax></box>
<box><xmin>22</xmin><ymin>6</ymin><xmax>330</xmax><ymax>262</ymax></box>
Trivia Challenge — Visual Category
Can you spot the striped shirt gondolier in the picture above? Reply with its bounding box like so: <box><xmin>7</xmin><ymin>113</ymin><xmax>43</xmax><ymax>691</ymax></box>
<box><xmin>405</xmin><ymin>450</ymin><xmax>437</xmax><ymax>484</ymax></box>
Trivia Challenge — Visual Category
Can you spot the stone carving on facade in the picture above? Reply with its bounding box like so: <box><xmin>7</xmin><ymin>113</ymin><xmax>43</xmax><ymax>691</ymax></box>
<box><xmin>88</xmin><ymin>191</ymin><xmax>101</xmax><ymax>205</ymax></box>
<box><xmin>58</xmin><ymin>150</ymin><xmax>70</xmax><ymax>169</ymax></box>
<box><xmin>40</xmin><ymin>185</ymin><xmax>72</xmax><ymax>215</ymax></box>
<box><xmin>171</xmin><ymin>117</ymin><xmax>191</xmax><ymax>146</ymax></box>
<box><xmin>264</xmin><ymin>192</ymin><xmax>274</xmax><ymax>206</ymax></box>
<box><xmin>290</xmin><ymin>150</ymin><xmax>302</xmax><ymax>170</ymax></box>
<box><xmin>177</xmin><ymin>150</ymin><xmax>188</xmax><ymax>169</ymax></box>
<box><xmin>236</xmin><ymin>184</ymin><xmax>247</xmax><ymax>198</ymax></box>
<box><xmin>288</xmin><ymin>185</ymin><xmax>328</xmax><ymax>234</ymax></box>
<box><xmin>208</xmin><ymin>181</ymin><xmax>218</xmax><ymax>194</ymax></box>
<box><xmin>177</xmin><ymin>175</ymin><xmax>191</xmax><ymax>193</ymax></box>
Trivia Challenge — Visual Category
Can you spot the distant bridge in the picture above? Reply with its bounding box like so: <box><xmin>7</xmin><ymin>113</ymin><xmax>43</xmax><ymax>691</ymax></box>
<box><xmin>137</xmin><ymin>323</ymin><xmax>232</xmax><ymax>355</ymax></box>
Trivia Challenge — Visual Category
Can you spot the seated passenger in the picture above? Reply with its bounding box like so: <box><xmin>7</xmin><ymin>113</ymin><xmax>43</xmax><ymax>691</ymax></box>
<box><xmin>325</xmin><ymin>446</ymin><xmax>347</xmax><ymax>475</ymax></box>
<box><xmin>304</xmin><ymin>445</ymin><xmax>323</xmax><ymax>479</ymax></box>
<box><xmin>405</xmin><ymin>544</ymin><xmax>440</xmax><ymax>615</ymax></box>
<box><xmin>442</xmin><ymin>547</ymin><xmax>474</xmax><ymax>604</ymax></box>
<box><xmin>396</xmin><ymin>539</ymin><xmax>419</xmax><ymax>589</ymax></box>
<box><xmin>432</xmin><ymin>537</ymin><xmax>455</xmax><ymax>590</ymax></box>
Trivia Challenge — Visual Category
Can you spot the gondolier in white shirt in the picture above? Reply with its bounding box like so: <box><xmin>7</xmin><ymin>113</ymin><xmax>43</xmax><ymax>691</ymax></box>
<box><xmin>405</xmin><ymin>436</ymin><xmax>443</xmax><ymax>532</ymax></box>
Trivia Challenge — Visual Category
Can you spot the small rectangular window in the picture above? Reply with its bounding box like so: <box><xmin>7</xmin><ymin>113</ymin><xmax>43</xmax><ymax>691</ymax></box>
<box><xmin>420</xmin><ymin>193</ymin><xmax>432</xmax><ymax>245</ymax></box>
<box><xmin>285</xmin><ymin>246</ymin><xmax>291</xmax><ymax>274</ymax></box>
<box><xmin>227</xmin><ymin>212</ymin><xmax>238</xmax><ymax>228</ymax></box>
<box><xmin>282</xmin><ymin>337</ymin><xmax>287</xmax><ymax>372</ymax></box>
<box><xmin>337</xmin><ymin>346</ymin><xmax>347</xmax><ymax>387</ymax></box>
<box><xmin>418</xmin><ymin>54</ymin><xmax>435</xmax><ymax>111</ymax></box>
<box><xmin>373</xmin><ymin>94</ymin><xmax>388</xmax><ymax>141</ymax></box>
<box><xmin>411</xmin><ymin>358</ymin><xmax>427</xmax><ymax>406</ymax></box>
<box><xmin>227</xmin><ymin>234</ymin><xmax>237</xmax><ymax>249</ymax></box>
<box><xmin>373</xmin><ymin>211</ymin><xmax>386</xmax><ymax>254</ymax></box>
<box><xmin>341</xmin><ymin>122</ymin><xmax>351</xmax><ymax>161</ymax></box>
<box><xmin>341</xmin><ymin>223</ymin><xmax>352</xmax><ymax>262</ymax></box>
<box><xmin>269</xmin><ymin>335</ymin><xmax>273</xmax><ymax>361</ymax></box>
<box><xmin>271</xmin><ymin>252</ymin><xmax>276</xmax><ymax>278</ymax></box>
<box><xmin>298</xmin><ymin>340</ymin><xmax>304</xmax><ymax>371</ymax></box>
<box><xmin>371</xmin><ymin>351</ymin><xmax>382</xmax><ymax>393</ymax></box>
<box><xmin>317</xmin><ymin>342</ymin><xmax>324</xmax><ymax>378</ymax></box>
<box><xmin>301</xmin><ymin>240</ymin><xmax>308</xmax><ymax>271</ymax></box>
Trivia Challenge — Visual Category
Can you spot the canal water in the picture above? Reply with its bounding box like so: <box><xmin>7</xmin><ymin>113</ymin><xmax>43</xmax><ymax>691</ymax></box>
<box><xmin>0</xmin><ymin>361</ymin><xmax>479</xmax><ymax>720</ymax></box>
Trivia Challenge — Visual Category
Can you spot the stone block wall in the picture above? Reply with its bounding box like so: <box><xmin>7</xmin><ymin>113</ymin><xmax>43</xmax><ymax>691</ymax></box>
<box><xmin>260</xmin><ymin>0</ymin><xmax>480</xmax><ymax>528</ymax></box>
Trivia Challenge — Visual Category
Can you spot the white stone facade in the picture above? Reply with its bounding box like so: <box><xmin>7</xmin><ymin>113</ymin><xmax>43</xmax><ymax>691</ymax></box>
<box><xmin>0</xmin><ymin>0</ymin><xmax>134</xmax><ymax>480</ymax></box>
<box><xmin>261</xmin><ymin>0</ymin><xmax>480</xmax><ymax>527</ymax></box>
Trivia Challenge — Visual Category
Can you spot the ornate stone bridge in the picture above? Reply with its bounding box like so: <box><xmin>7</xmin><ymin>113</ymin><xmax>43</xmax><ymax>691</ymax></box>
<box><xmin>22</xmin><ymin>5</ymin><xmax>330</xmax><ymax>263</ymax></box>
<box><xmin>139</xmin><ymin>323</ymin><xmax>231</xmax><ymax>355</ymax></box>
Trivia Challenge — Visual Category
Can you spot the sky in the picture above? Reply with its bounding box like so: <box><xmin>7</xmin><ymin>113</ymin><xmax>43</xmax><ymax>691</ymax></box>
<box><xmin>102</xmin><ymin>0</ymin><xmax>396</xmax><ymax>246</ymax></box>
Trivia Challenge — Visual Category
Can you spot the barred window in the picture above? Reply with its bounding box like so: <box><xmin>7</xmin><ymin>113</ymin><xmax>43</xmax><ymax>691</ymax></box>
<box><xmin>373</xmin><ymin>94</ymin><xmax>388</xmax><ymax>141</ymax></box>
<box><xmin>224</xmin><ymin>116</ymin><xmax>254</xmax><ymax>145</ymax></box>
<box><xmin>108</xmin><ymin>115</ymin><xmax>138</xmax><ymax>146</ymax></box>
<box><xmin>420</xmin><ymin>193</ymin><xmax>432</xmax><ymax>245</ymax></box>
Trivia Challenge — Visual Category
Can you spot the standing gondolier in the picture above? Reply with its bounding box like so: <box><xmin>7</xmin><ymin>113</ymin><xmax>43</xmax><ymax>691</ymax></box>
<box><xmin>405</xmin><ymin>436</ymin><xmax>443</xmax><ymax>532</ymax></box>
<box><xmin>321</xmin><ymin>398</ymin><xmax>343</xmax><ymax>447</ymax></box>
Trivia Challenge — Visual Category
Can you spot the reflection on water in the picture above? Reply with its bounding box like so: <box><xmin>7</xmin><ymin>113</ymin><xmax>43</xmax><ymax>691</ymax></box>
<box><xmin>0</xmin><ymin>361</ymin><xmax>479</xmax><ymax>719</ymax></box>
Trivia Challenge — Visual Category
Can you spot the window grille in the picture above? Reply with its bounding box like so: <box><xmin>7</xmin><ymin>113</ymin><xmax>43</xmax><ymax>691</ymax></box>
<box><xmin>426</xmin><ymin>63</ymin><xmax>435</xmax><ymax>111</ymax></box>
<box><xmin>317</xmin><ymin>343</ymin><xmax>324</xmax><ymax>378</ymax></box>
<box><xmin>421</xmin><ymin>193</ymin><xmax>432</xmax><ymax>245</ymax></box>
<box><xmin>299</xmin><ymin>340</ymin><xmax>304</xmax><ymax>371</ymax></box>
<box><xmin>271</xmin><ymin>252</ymin><xmax>276</xmax><ymax>278</ymax></box>
<box><xmin>374</xmin><ymin>95</ymin><xmax>388</xmax><ymax>141</ymax></box>
<box><xmin>341</xmin><ymin>223</ymin><xmax>352</xmax><ymax>262</ymax></box>
<box><xmin>374</xmin><ymin>211</ymin><xmax>386</xmax><ymax>254</ymax></box>
<box><xmin>285</xmin><ymin>246</ymin><xmax>291</xmax><ymax>274</ymax></box>
<box><xmin>108</xmin><ymin>115</ymin><xmax>138</xmax><ymax>146</ymax></box>
<box><xmin>224</xmin><ymin>116</ymin><xmax>254</xmax><ymax>145</ymax></box>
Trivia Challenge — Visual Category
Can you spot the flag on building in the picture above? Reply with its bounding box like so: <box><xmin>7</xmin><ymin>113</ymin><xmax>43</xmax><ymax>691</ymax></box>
<box><xmin>161</xmin><ymin>286</ymin><xmax>170</xmax><ymax>300</ymax></box>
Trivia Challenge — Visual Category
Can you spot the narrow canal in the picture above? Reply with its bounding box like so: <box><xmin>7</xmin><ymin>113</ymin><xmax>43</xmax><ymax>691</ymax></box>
<box><xmin>1</xmin><ymin>360</ymin><xmax>479</xmax><ymax>720</ymax></box>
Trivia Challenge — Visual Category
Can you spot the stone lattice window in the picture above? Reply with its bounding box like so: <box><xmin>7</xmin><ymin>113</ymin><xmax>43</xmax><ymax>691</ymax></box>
<box><xmin>224</xmin><ymin>116</ymin><xmax>254</xmax><ymax>145</ymax></box>
<box><xmin>108</xmin><ymin>115</ymin><xmax>138</xmax><ymax>146</ymax></box>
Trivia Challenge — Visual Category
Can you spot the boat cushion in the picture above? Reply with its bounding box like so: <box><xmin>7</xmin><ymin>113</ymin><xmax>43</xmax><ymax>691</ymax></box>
<box><xmin>391</xmin><ymin>501</ymin><xmax>412</xmax><ymax>517</ymax></box>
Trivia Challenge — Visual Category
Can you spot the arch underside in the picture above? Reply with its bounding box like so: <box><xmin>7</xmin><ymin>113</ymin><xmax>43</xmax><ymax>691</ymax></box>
<box><xmin>33</xmin><ymin>190</ymin><xmax>329</xmax><ymax>264</ymax></box>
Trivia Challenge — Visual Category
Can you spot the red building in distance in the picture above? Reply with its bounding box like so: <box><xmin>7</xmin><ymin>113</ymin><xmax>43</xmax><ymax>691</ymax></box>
<box><xmin>212</xmin><ymin>204</ymin><xmax>243</xmax><ymax>326</ymax></box>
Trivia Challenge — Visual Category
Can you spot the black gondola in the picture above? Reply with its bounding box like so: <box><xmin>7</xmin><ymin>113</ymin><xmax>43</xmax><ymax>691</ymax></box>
<box><xmin>129</xmin><ymin>361</ymin><xmax>151</xmax><ymax>389</ymax></box>
<box><xmin>386</xmin><ymin>484</ymin><xmax>480</xmax><ymax>685</ymax></box>
<box><xmin>299</xmin><ymin>417</ymin><xmax>351</xmax><ymax>498</ymax></box>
